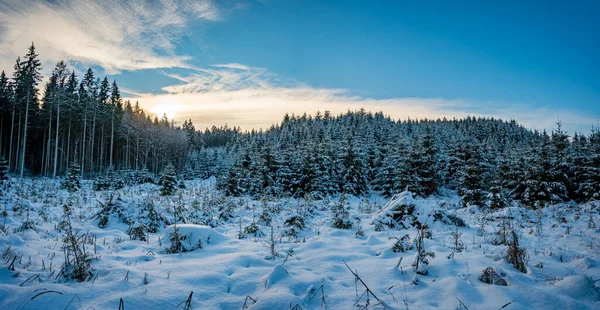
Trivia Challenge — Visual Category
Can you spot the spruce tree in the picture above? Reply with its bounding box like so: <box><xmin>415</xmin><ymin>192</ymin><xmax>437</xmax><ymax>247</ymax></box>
<box><xmin>15</xmin><ymin>43</ymin><xmax>42</xmax><ymax>178</ymax></box>
<box><xmin>159</xmin><ymin>162</ymin><xmax>177</xmax><ymax>196</ymax></box>
<box><xmin>458</xmin><ymin>144</ymin><xmax>488</xmax><ymax>207</ymax></box>
<box><xmin>62</xmin><ymin>162</ymin><xmax>81</xmax><ymax>192</ymax></box>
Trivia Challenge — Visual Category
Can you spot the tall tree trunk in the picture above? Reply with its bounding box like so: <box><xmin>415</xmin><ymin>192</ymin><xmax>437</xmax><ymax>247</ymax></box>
<box><xmin>110</xmin><ymin>108</ymin><xmax>114</xmax><ymax>167</ymax></box>
<box><xmin>53</xmin><ymin>98</ymin><xmax>60</xmax><ymax>178</ymax></box>
<box><xmin>8</xmin><ymin>102</ymin><xmax>15</xmax><ymax>171</ymax></box>
<box><xmin>20</xmin><ymin>91</ymin><xmax>29</xmax><ymax>178</ymax></box>
<box><xmin>45</xmin><ymin>98</ymin><xmax>53</xmax><ymax>176</ymax></box>
<box><xmin>81</xmin><ymin>107</ymin><xmax>87</xmax><ymax>177</ymax></box>
<box><xmin>99</xmin><ymin>124</ymin><xmax>104</xmax><ymax>171</ymax></box>
<box><xmin>66</xmin><ymin>119</ymin><xmax>71</xmax><ymax>172</ymax></box>
<box><xmin>90</xmin><ymin>101</ymin><xmax>97</xmax><ymax>174</ymax></box>
<box><xmin>15</xmin><ymin>112</ymin><xmax>21</xmax><ymax>172</ymax></box>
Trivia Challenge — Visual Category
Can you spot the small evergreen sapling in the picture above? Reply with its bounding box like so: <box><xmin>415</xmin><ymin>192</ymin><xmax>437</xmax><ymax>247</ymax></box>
<box><xmin>331</xmin><ymin>194</ymin><xmax>352</xmax><ymax>229</ymax></box>
<box><xmin>284</xmin><ymin>215</ymin><xmax>305</xmax><ymax>239</ymax></box>
<box><xmin>59</xmin><ymin>204</ymin><xmax>94</xmax><ymax>282</ymax></box>
<box><xmin>62</xmin><ymin>162</ymin><xmax>81</xmax><ymax>192</ymax></box>
<box><xmin>505</xmin><ymin>230</ymin><xmax>528</xmax><ymax>273</ymax></box>
<box><xmin>159</xmin><ymin>163</ymin><xmax>178</xmax><ymax>196</ymax></box>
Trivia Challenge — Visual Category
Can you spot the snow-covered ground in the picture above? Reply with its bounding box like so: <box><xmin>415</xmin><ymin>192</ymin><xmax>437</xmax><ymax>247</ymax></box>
<box><xmin>0</xmin><ymin>179</ymin><xmax>599</xmax><ymax>309</ymax></box>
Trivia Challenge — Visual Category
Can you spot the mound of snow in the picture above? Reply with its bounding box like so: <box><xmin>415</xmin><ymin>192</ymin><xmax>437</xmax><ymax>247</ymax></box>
<box><xmin>263</xmin><ymin>264</ymin><xmax>289</xmax><ymax>288</ymax></box>
<box><xmin>553</xmin><ymin>275</ymin><xmax>597</xmax><ymax>300</ymax></box>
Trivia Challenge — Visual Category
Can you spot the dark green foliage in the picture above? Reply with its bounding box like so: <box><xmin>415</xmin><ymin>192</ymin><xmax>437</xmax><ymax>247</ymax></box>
<box><xmin>166</xmin><ymin>224</ymin><xmax>187</xmax><ymax>254</ymax></box>
<box><xmin>142</xmin><ymin>200</ymin><xmax>162</xmax><ymax>233</ymax></box>
<box><xmin>284</xmin><ymin>215</ymin><xmax>306</xmax><ymax>230</ymax></box>
<box><xmin>390</xmin><ymin>234</ymin><xmax>412</xmax><ymax>252</ymax></box>
<box><xmin>62</xmin><ymin>162</ymin><xmax>81</xmax><ymax>192</ymax></box>
<box><xmin>487</xmin><ymin>181</ymin><xmax>510</xmax><ymax>210</ymax></box>
<box><xmin>283</xmin><ymin>215</ymin><xmax>305</xmax><ymax>238</ymax></box>
<box><xmin>331</xmin><ymin>195</ymin><xmax>353</xmax><ymax>229</ymax></box>
<box><xmin>0</xmin><ymin>157</ymin><xmax>9</xmax><ymax>195</ymax></box>
<box><xmin>458</xmin><ymin>144</ymin><xmax>488</xmax><ymax>207</ymax></box>
<box><xmin>515</xmin><ymin>131</ymin><xmax>568</xmax><ymax>209</ymax></box>
<box><xmin>159</xmin><ymin>163</ymin><xmax>177</xmax><ymax>196</ymax></box>
<box><xmin>244</xmin><ymin>222</ymin><xmax>262</xmax><ymax>237</ymax></box>
<box><xmin>93</xmin><ymin>166</ymin><xmax>125</xmax><ymax>191</ymax></box>
<box><xmin>127</xmin><ymin>222</ymin><xmax>148</xmax><ymax>241</ymax></box>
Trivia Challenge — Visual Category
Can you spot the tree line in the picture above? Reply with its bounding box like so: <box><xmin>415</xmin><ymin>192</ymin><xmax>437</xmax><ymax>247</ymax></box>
<box><xmin>184</xmin><ymin>110</ymin><xmax>599</xmax><ymax>208</ymax></box>
<box><xmin>0</xmin><ymin>43</ymin><xmax>211</xmax><ymax>177</ymax></box>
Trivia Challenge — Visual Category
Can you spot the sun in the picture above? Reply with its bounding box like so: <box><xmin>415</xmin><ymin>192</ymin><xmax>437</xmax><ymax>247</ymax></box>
<box><xmin>150</xmin><ymin>96</ymin><xmax>180</xmax><ymax>120</ymax></box>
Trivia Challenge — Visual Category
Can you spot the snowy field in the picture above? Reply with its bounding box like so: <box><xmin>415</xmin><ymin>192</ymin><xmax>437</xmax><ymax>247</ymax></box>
<box><xmin>0</xmin><ymin>178</ymin><xmax>599</xmax><ymax>309</ymax></box>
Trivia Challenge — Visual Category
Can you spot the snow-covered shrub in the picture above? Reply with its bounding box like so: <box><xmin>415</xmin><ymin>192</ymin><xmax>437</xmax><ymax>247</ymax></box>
<box><xmin>389</xmin><ymin>234</ymin><xmax>412</xmax><ymax>252</ymax></box>
<box><xmin>284</xmin><ymin>215</ymin><xmax>305</xmax><ymax>238</ymax></box>
<box><xmin>166</xmin><ymin>224</ymin><xmax>187</xmax><ymax>254</ymax></box>
<box><xmin>218</xmin><ymin>200</ymin><xmax>236</xmax><ymax>222</ymax></box>
<box><xmin>61</xmin><ymin>162</ymin><xmax>81</xmax><ymax>192</ymax></box>
<box><xmin>478</xmin><ymin>267</ymin><xmax>508</xmax><ymax>286</ymax></box>
<box><xmin>93</xmin><ymin>195</ymin><xmax>132</xmax><ymax>228</ymax></box>
<box><xmin>159</xmin><ymin>163</ymin><xmax>178</xmax><ymax>196</ymax></box>
<box><xmin>244</xmin><ymin>221</ymin><xmax>263</xmax><ymax>237</ymax></box>
<box><xmin>127</xmin><ymin>222</ymin><xmax>148</xmax><ymax>241</ymax></box>
<box><xmin>504</xmin><ymin>230</ymin><xmax>528</xmax><ymax>273</ymax></box>
<box><xmin>60</xmin><ymin>204</ymin><xmax>93</xmax><ymax>282</ymax></box>
<box><xmin>371</xmin><ymin>191</ymin><xmax>422</xmax><ymax>230</ymax></box>
<box><xmin>259</xmin><ymin>205</ymin><xmax>273</xmax><ymax>227</ymax></box>
<box><xmin>331</xmin><ymin>195</ymin><xmax>352</xmax><ymax>229</ymax></box>
<box><xmin>449</xmin><ymin>228</ymin><xmax>465</xmax><ymax>252</ymax></box>
<box><xmin>93</xmin><ymin>166</ymin><xmax>125</xmax><ymax>191</ymax></box>
<box><xmin>432</xmin><ymin>210</ymin><xmax>466</xmax><ymax>227</ymax></box>
<box><xmin>163</xmin><ymin>224</ymin><xmax>227</xmax><ymax>254</ymax></box>
<box><xmin>141</xmin><ymin>199</ymin><xmax>163</xmax><ymax>233</ymax></box>
<box><xmin>487</xmin><ymin>183</ymin><xmax>510</xmax><ymax>210</ymax></box>
<box><xmin>490</xmin><ymin>215</ymin><xmax>512</xmax><ymax>246</ymax></box>
<box><xmin>412</xmin><ymin>228</ymin><xmax>435</xmax><ymax>275</ymax></box>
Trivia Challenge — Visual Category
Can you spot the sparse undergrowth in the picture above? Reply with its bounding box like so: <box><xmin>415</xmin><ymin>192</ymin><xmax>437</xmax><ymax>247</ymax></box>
<box><xmin>0</xmin><ymin>178</ymin><xmax>598</xmax><ymax>309</ymax></box>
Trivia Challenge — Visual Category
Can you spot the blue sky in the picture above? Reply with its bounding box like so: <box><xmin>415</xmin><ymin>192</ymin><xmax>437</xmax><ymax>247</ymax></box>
<box><xmin>0</xmin><ymin>0</ymin><xmax>598</xmax><ymax>132</ymax></box>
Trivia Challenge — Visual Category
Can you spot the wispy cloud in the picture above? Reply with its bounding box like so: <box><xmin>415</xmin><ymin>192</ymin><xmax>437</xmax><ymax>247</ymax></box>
<box><xmin>128</xmin><ymin>65</ymin><xmax>597</xmax><ymax>133</ymax></box>
<box><xmin>0</xmin><ymin>0</ymin><xmax>221</xmax><ymax>74</ymax></box>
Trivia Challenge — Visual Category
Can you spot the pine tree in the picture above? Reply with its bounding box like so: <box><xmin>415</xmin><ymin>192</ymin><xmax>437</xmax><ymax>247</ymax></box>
<box><xmin>15</xmin><ymin>43</ymin><xmax>42</xmax><ymax>178</ymax></box>
<box><xmin>518</xmin><ymin>131</ymin><xmax>567</xmax><ymax>208</ymax></box>
<box><xmin>458</xmin><ymin>144</ymin><xmax>488</xmax><ymax>207</ymax></box>
<box><xmin>159</xmin><ymin>162</ymin><xmax>177</xmax><ymax>196</ymax></box>
<box><xmin>339</xmin><ymin>139</ymin><xmax>368</xmax><ymax>196</ymax></box>
<box><xmin>62</xmin><ymin>162</ymin><xmax>81</xmax><ymax>192</ymax></box>
<box><xmin>400</xmin><ymin>128</ymin><xmax>438</xmax><ymax>197</ymax></box>
<box><xmin>577</xmin><ymin>129</ymin><xmax>600</xmax><ymax>201</ymax></box>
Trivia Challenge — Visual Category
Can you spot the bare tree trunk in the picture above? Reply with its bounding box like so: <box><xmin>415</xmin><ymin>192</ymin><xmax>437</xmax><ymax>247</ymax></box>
<box><xmin>110</xmin><ymin>108</ymin><xmax>114</xmax><ymax>167</ymax></box>
<box><xmin>66</xmin><ymin>119</ymin><xmax>71</xmax><ymax>171</ymax></box>
<box><xmin>45</xmin><ymin>97</ymin><xmax>53</xmax><ymax>176</ymax></box>
<box><xmin>99</xmin><ymin>124</ymin><xmax>104</xmax><ymax>171</ymax></box>
<box><xmin>53</xmin><ymin>97</ymin><xmax>60</xmax><ymax>178</ymax></box>
<box><xmin>8</xmin><ymin>102</ymin><xmax>15</xmax><ymax>171</ymax></box>
<box><xmin>20</xmin><ymin>91</ymin><xmax>30</xmax><ymax>178</ymax></box>
<box><xmin>15</xmin><ymin>112</ymin><xmax>21</xmax><ymax>172</ymax></box>
<box><xmin>90</xmin><ymin>100</ymin><xmax>97</xmax><ymax>174</ymax></box>
<box><xmin>81</xmin><ymin>105</ymin><xmax>87</xmax><ymax>177</ymax></box>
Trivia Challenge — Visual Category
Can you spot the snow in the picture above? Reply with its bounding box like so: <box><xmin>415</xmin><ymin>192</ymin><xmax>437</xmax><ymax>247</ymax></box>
<box><xmin>0</xmin><ymin>178</ymin><xmax>599</xmax><ymax>309</ymax></box>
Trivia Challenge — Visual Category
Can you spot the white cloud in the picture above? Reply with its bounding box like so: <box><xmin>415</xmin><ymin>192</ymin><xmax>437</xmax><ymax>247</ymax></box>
<box><xmin>128</xmin><ymin>65</ymin><xmax>598</xmax><ymax>133</ymax></box>
<box><xmin>0</xmin><ymin>0</ymin><xmax>220</xmax><ymax>74</ymax></box>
